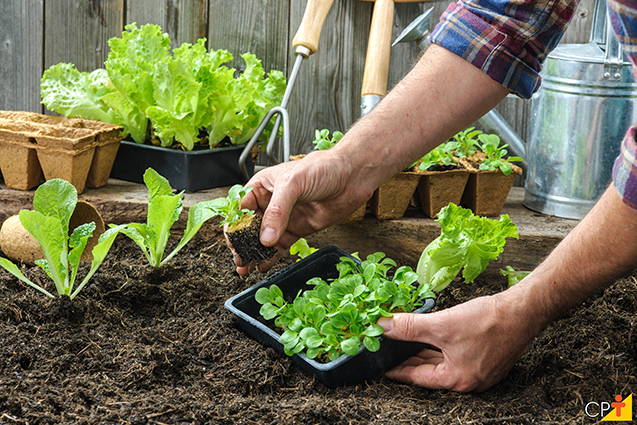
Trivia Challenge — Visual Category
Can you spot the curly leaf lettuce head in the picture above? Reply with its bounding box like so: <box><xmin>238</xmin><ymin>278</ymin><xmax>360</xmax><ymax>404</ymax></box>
<box><xmin>417</xmin><ymin>203</ymin><xmax>519</xmax><ymax>293</ymax></box>
<box><xmin>40</xmin><ymin>63</ymin><xmax>117</xmax><ymax>124</ymax></box>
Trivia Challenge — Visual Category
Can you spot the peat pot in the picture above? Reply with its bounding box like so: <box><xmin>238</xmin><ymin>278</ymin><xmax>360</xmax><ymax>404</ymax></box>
<box><xmin>225</xmin><ymin>245</ymin><xmax>435</xmax><ymax>388</ymax></box>
<box><xmin>110</xmin><ymin>140</ymin><xmax>257</xmax><ymax>192</ymax></box>
<box><xmin>524</xmin><ymin>22</ymin><xmax>637</xmax><ymax>219</ymax></box>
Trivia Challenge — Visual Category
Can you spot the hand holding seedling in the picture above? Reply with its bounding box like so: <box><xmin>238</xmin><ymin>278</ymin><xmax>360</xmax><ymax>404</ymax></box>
<box><xmin>235</xmin><ymin>149</ymin><xmax>377</xmax><ymax>276</ymax></box>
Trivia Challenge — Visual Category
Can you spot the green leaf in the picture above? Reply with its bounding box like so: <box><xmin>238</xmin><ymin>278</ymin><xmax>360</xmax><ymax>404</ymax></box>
<box><xmin>363</xmin><ymin>336</ymin><xmax>381</xmax><ymax>352</ymax></box>
<box><xmin>363</xmin><ymin>324</ymin><xmax>384</xmax><ymax>337</ymax></box>
<box><xmin>259</xmin><ymin>303</ymin><xmax>282</xmax><ymax>320</ymax></box>
<box><xmin>40</xmin><ymin>63</ymin><xmax>116</xmax><ymax>124</ymax></box>
<box><xmin>0</xmin><ymin>258</ymin><xmax>54</xmax><ymax>298</ymax></box>
<box><xmin>341</xmin><ymin>337</ymin><xmax>361</xmax><ymax>356</ymax></box>
<box><xmin>160</xmin><ymin>200</ymin><xmax>219</xmax><ymax>266</ymax></box>
<box><xmin>20</xmin><ymin>210</ymin><xmax>68</xmax><ymax>295</ymax></box>
<box><xmin>71</xmin><ymin>224</ymin><xmax>126</xmax><ymax>299</ymax></box>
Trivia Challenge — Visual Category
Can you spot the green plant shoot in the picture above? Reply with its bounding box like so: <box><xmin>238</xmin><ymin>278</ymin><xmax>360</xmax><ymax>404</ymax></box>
<box><xmin>117</xmin><ymin>168</ymin><xmax>220</xmax><ymax>267</ymax></box>
<box><xmin>416</xmin><ymin>142</ymin><xmax>457</xmax><ymax>171</ymax></box>
<box><xmin>289</xmin><ymin>238</ymin><xmax>318</xmax><ymax>261</ymax></box>
<box><xmin>500</xmin><ymin>266</ymin><xmax>531</xmax><ymax>288</ymax></box>
<box><xmin>312</xmin><ymin>129</ymin><xmax>343</xmax><ymax>151</ymax></box>
<box><xmin>203</xmin><ymin>184</ymin><xmax>255</xmax><ymax>227</ymax></box>
<box><xmin>477</xmin><ymin>134</ymin><xmax>524</xmax><ymax>176</ymax></box>
<box><xmin>448</xmin><ymin>127</ymin><xmax>482</xmax><ymax>158</ymax></box>
<box><xmin>256</xmin><ymin>252</ymin><xmax>435</xmax><ymax>361</ymax></box>
<box><xmin>417</xmin><ymin>203</ymin><xmax>519</xmax><ymax>293</ymax></box>
<box><xmin>0</xmin><ymin>179</ymin><xmax>125</xmax><ymax>299</ymax></box>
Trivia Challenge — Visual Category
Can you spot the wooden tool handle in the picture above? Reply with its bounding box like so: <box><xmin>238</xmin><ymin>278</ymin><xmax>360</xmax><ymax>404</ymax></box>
<box><xmin>293</xmin><ymin>0</ymin><xmax>335</xmax><ymax>55</ymax></box>
<box><xmin>361</xmin><ymin>0</ymin><xmax>394</xmax><ymax>97</ymax></box>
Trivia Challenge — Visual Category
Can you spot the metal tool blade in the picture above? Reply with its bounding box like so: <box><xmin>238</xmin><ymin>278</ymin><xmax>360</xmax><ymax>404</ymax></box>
<box><xmin>392</xmin><ymin>7</ymin><xmax>434</xmax><ymax>48</ymax></box>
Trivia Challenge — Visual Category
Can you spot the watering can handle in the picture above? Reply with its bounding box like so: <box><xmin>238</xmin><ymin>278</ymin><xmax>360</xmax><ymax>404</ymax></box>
<box><xmin>293</xmin><ymin>0</ymin><xmax>335</xmax><ymax>55</ymax></box>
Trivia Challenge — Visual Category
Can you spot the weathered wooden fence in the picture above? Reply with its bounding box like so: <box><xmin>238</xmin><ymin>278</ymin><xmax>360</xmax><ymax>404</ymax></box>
<box><xmin>1</xmin><ymin>0</ymin><xmax>595</xmax><ymax>163</ymax></box>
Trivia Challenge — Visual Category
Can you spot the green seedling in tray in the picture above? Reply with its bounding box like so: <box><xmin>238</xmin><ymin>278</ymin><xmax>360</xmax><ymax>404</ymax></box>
<box><xmin>256</xmin><ymin>252</ymin><xmax>435</xmax><ymax>361</ymax></box>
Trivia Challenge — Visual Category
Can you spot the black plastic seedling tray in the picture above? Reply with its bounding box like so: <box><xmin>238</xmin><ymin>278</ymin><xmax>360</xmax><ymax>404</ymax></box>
<box><xmin>110</xmin><ymin>141</ymin><xmax>254</xmax><ymax>192</ymax></box>
<box><xmin>225</xmin><ymin>245</ymin><xmax>436</xmax><ymax>388</ymax></box>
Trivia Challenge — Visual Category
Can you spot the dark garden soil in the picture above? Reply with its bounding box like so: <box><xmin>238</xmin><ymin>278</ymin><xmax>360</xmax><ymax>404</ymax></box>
<box><xmin>0</xmin><ymin>222</ymin><xmax>635</xmax><ymax>424</ymax></box>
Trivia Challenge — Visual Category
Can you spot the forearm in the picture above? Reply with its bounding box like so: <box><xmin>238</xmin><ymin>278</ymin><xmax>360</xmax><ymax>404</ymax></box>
<box><xmin>329</xmin><ymin>44</ymin><xmax>510</xmax><ymax>193</ymax></box>
<box><xmin>503</xmin><ymin>184</ymin><xmax>637</xmax><ymax>334</ymax></box>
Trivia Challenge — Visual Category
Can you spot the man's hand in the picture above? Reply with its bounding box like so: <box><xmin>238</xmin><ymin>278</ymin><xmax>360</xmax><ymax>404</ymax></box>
<box><xmin>234</xmin><ymin>149</ymin><xmax>376</xmax><ymax>275</ymax></box>
<box><xmin>378</xmin><ymin>290</ymin><xmax>538</xmax><ymax>392</ymax></box>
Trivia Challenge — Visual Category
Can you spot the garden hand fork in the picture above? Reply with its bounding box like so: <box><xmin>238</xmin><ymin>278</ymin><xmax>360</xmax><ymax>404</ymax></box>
<box><xmin>240</xmin><ymin>0</ymin><xmax>335</xmax><ymax>180</ymax></box>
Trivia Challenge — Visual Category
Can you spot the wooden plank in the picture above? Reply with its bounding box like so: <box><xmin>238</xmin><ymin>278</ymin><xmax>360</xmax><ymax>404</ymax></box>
<box><xmin>44</xmin><ymin>0</ymin><xmax>124</xmax><ymax>73</ymax></box>
<box><xmin>125</xmin><ymin>0</ymin><xmax>208</xmax><ymax>47</ymax></box>
<box><xmin>207</xmin><ymin>0</ymin><xmax>288</xmax><ymax>77</ymax></box>
<box><xmin>0</xmin><ymin>0</ymin><xmax>44</xmax><ymax>113</ymax></box>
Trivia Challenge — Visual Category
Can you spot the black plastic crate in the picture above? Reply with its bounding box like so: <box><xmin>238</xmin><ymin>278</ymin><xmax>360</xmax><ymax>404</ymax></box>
<box><xmin>110</xmin><ymin>140</ymin><xmax>254</xmax><ymax>192</ymax></box>
<box><xmin>225</xmin><ymin>245</ymin><xmax>436</xmax><ymax>388</ymax></box>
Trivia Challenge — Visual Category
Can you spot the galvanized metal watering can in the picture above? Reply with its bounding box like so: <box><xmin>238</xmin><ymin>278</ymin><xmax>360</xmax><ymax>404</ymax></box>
<box><xmin>523</xmin><ymin>0</ymin><xmax>637</xmax><ymax>219</ymax></box>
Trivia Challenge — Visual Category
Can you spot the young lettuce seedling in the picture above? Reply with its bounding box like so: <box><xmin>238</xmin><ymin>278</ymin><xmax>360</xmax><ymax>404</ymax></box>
<box><xmin>313</xmin><ymin>129</ymin><xmax>343</xmax><ymax>151</ymax></box>
<box><xmin>415</xmin><ymin>142</ymin><xmax>457</xmax><ymax>171</ymax></box>
<box><xmin>417</xmin><ymin>203</ymin><xmax>519</xmax><ymax>293</ymax></box>
<box><xmin>205</xmin><ymin>184</ymin><xmax>277</xmax><ymax>263</ymax></box>
<box><xmin>448</xmin><ymin>127</ymin><xmax>482</xmax><ymax>159</ymax></box>
<box><xmin>289</xmin><ymin>238</ymin><xmax>318</xmax><ymax>261</ymax></box>
<box><xmin>117</xmin><ymin>168</ymin><xmax>220</xmax><ymax>267</ymax></box>
<box><xmin>256</xmin><ymin>252</ymin><xmax>435</xmax><ymax>361</ymax></box>
<box><xmin>0</xmin><ymin>179</ymin><xmax>125</xmax><ymax>299</ymax></box>
<box><xmin>476</xmin><ymin>134</ymin><xmax>524</xmax><ymax>176</ymax></box>
<box><xmin>500</xmin><ymin>266</ymin><xmax>531</xmax><ymax>288</ymax></box>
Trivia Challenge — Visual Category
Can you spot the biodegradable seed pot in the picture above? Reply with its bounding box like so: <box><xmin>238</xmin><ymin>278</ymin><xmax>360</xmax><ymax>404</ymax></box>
<box><xmin>0</xmin><ymin>111</ymin><xmax>123</xmax><ymax>193</ymax></box>
<box><xmin>412</xmin><ymin>162</ymin><xmax>470</xmax><ymax>218</ymax></box>
<box><xmin>226</xmin><ymin>214</ymin><xmax>278</xmax><ymax>263</ymax></box>
<box><xmin>370</xmin><ymin>172</ymin><xmax>421</xmax><ymax>220</ymax></box>
<box><xmin>0</xmin><ymin>200</ymin><xmax>105</xmax><ymax>264</ymax></box>
<box><xmin>460</xmin><ymin>154</ymin><xmax>522</xmax><ymax>216</ymax></box>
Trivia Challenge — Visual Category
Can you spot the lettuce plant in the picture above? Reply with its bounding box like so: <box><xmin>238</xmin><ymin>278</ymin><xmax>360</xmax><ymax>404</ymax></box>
<box><xmin>312</xmin><ymin>129</ymin><xmax>343</xmax><ymax>151</ymax></box>
<box><xmin>117</xmin><ymin>168</ymin><xmax>220</xmax><ymax>267</ymax></box>
<box><xmin>476</xmin><ymin>134</ymin><xmax>524</xmax><ymax>176</ymax></box>
<box><xmin>40</xmin><ymin>23</ymin><xmax>286</xmax><ymax>151</ymax></box>
<box><xmin>204</xmin><ymin>184</ymin><xmax>254</xmax><ymax>227</ymax></box>
<box><xmin>500</xmin><ymin>266</ymin><xmax>531</xmax><ymax>288</ymax></box>
<box><xmin>417</xmin><ymin>203</ymin><xmax>519</xmax><ymax>293</ymax></box>
<box><xmin>0</xmin><ymin>179</ymin><xmax>125</xmax><ymax>299</ymax></box>
<box><xmin>256</xmin><ymin>252</ymin><xmax>434</xmax><ymax>361</ymax></box>
<box><xmin>289</xmin><ymin>238</ymin><xmax>318</xmax><ymax>261</ymax></box>
<box><xmin>415</xmin><ymin>142</ymin><xmax>457</xmax><ymax>171</ymax></box>
<box><xmin>447</xmin><ymin>127</ymin><xmax>482</xmax><ymax>159</ymax></box>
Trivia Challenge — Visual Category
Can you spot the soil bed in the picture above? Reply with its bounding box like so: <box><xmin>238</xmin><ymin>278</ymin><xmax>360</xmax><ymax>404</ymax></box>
<box><xmin>0</xmin><ymin>224</ymin><xmax>635</xmax><ymax>424</ymax></box>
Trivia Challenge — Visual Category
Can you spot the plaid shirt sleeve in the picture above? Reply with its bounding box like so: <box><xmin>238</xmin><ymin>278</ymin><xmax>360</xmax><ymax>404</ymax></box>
<box><xmin>610</xmin><ymin>0</ymin><xmax>637</xmax><ymax>212</ymax></box>
<box><xmin>429</xmin><ymin>0</ymin><xmax>578</xmax><ymax>99</ymax></box>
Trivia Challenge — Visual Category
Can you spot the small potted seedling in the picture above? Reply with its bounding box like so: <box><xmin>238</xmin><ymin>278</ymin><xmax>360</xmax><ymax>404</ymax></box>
<box><xmin>459</xmin><ymin>133</ymin><xmax>523</xmax><ymax>216</ymax></box>
<box><xmin>206</xmin><ymin>184</ymin><xmax>278</xmax><ymax>263</ymax></box>
<box><xmin>411</xmin><ymin>140</ymin><xmax>471</xmax><ymax>218</ymax></box>
<box><xmin>225</xmin><ymin>245</ymin><xmax>435</xmax><ymax>388</ymax></box>
<box><xmin>0</xmin><ymin>179</ymin><xmax>125</xmax><ymax>299</ymax></box>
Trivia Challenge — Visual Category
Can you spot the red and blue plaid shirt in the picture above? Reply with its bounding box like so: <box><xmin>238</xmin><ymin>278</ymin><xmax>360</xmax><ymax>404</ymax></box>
<box><xmin>431</xmin><ymin>0</ymin><xmax>637</xmax><ymax>213</ymax></box>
